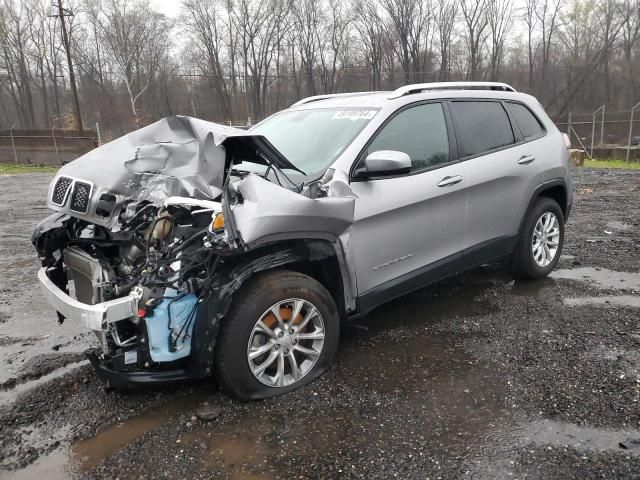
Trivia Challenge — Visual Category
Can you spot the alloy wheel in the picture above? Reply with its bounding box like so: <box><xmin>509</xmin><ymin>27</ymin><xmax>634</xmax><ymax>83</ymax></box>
<box><xmin>247</xmin><ymin>298</ymin><xmax>325</xmax><ymax>387</ymax></box>
<box><xmin>532</xmin><ymin>211</ymin><xmax>560</xmax><ymax>267</ymax></box>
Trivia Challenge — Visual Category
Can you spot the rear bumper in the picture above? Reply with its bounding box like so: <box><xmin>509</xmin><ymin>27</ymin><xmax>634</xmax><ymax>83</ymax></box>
<box><xmin>37</xmin><ymin>267</ymin><xmax>140</xmax><ymax>331</ymax></box>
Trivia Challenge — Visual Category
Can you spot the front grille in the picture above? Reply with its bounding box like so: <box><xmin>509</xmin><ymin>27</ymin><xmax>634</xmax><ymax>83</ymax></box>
<box><xmin>51</xmin><ymin>176</ymin><xmax>73</xmax><ymax>205</ymax></box>
<box><xmin>70</xmin><ymin>181</ymin><xmax>92</xmax><ymax>213</ymax></box>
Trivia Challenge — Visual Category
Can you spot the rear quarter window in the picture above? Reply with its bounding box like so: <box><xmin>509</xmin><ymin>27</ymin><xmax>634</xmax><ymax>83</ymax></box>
<box><xmin>450</xmin><ymin>101</ymin><xmax>515</xmax><ymax>157</ymax></box>
<box><xmin>506</xmin><ymin>102</ymin><xmax>545</xmax><ymax>140</ymax></box>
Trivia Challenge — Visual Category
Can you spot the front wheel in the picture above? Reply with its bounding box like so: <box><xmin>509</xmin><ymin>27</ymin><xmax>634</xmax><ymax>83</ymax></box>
<box><xmin>512</xmin><ymin>197</ymin><xmax>565</xmax><ymax>279</ymax></box>
<box><xmin>215</xmin><ymin>270</ymin><xmax>339</xmax><ymax>400</ymax></box>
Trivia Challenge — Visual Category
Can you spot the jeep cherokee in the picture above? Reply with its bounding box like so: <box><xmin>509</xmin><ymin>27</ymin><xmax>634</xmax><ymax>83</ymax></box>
<box><xmin>33</xmin><ymin>82</ymin><xmax>573</xmax><ymax>399</ymax></box>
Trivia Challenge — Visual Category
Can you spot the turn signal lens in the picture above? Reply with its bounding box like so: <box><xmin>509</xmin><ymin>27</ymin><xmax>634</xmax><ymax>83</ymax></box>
<box><xmin>212</xmin><ymin>213</ymin><xmax>225</xmax><ymax>230</ymax></box>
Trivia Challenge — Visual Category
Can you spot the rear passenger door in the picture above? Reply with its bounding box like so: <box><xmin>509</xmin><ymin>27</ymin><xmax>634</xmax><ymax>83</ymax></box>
<box><xmin>449</xmin><ymin>100</ymin><xmax>543</xmax><ymax>253</ymax></box>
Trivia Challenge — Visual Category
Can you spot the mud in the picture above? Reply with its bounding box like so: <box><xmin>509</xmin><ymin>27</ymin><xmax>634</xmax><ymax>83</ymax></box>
<box><xmin>1</xmin><ymin>167</ymin><xmax>639</xmax><ymax>479</ymax></box>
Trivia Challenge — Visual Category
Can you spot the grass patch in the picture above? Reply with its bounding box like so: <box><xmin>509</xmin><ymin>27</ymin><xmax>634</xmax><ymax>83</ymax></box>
<box><xmin>0</xmin><ymin>163</ymin><xmax>59</xmax><ymax>175</ymax></box>
<box><xmin>584</xmin><ymin>158</ymin><xmax>640</xmax><ymax>170</ymax></box>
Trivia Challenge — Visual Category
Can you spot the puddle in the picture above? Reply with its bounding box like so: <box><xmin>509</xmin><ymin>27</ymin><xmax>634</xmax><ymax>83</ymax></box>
<box><xmin>565</xmin><ymin>295</ymin><xmax>640</xmax><ymax>308</ymax></box>
<box><xmin>353</xmin><ymin>278</ymin><xmax>498</xmax><ymax>337</ymax></box>
<box><xmin>606</xmin><ymin>220</ymin><xmax>633</xmax><ymax>233</ymax></box>
<box><xmin>0</xmin><ymin>360</ymin><xmax>88</xmax><ymax>405</ymax></box>
<box><xmin>178</xmin><ymin>330</ymin><xmax>516</xmax><ymax>478</ymax></box>
<box><xmin>508</xmin><ymin>277</ymin><xmax>556</xmax><ymax>297</ymax></box>
<box><xmin>551</xmin><ymin>267</ymin><xmax>640</xmax><ymax>291</ymax></box>
<box><xmin>1</xmin><ymin>449</ymin><xmax>72</xmax><ymax>480</ymax></box>
<box><xmin>582</xmin><ymin>345</ymin><xmax>640</xmax><ymax>378</ymax></box>
<box><xmin>1</xmin><ymin>389</ymin><xmax>211</xmax><ymax>479</ymax></box>
<box><xmin>520</xmin><ymin>419</ymin><xmax>640</xmax><ymax>455</ymax></box>
<box><xmin>71</xmin><ymin>391</ymin><xmax>207</xmax><ymax>473</ymax></box>
<box><xmin>4</xmin><ymin>262</ymin><xmax>639</xmax><ymax>478</ymax></box>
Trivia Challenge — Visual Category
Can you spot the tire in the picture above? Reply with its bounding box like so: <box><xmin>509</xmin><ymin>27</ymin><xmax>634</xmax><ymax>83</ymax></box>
<box><xmin>215</xmin><ymin>270</ymin><xmax>339</xmax><ymax>400</ymax></box>
<box><xmin>512</xmin><ymin>196</ymin><xmax>565</xmax><ymax>280</ymax></box>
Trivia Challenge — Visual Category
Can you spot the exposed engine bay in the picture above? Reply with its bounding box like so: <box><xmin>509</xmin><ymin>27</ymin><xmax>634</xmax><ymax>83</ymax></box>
<box><xmin>32</xmin><ymin>116</ymin><xmax>356</xmax><ymax>388</ymax></box>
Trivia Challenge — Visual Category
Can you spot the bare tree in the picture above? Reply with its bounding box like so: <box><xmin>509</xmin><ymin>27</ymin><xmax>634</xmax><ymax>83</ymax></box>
<box><xmin>486</xmin><ymin>0</ymin><xmax>512</xmax><ymax>81</ymax></box>
<box><xmin>435</xmin><ymin>0</ymin><xmax>458</xmax><ymax>81</ymax></box>
<box><xmin>3</xmin><ymin>0</ymin><xmax>640</xmax><ymax>139</ymax></box>
<box><xmin>596</xmin><ymin>0</ymin><xmax>624</xmax><ymax>103</ymax></box>
<box><xmin>92</xmin><ymin>0</ymin><xmax>171</xmax><ymax>129</ymax></box>
<box><xmin>621</xmin><ymin>0</ymin><xmax>640</xmax><ymax>101</ymax></box>
<box><xmin>0</xmin><ymin>0</ymin><xmax>36</xmax><ymax>128</ymax></box>
<box><xmin>382</xmin><ymin>0</ymin><xmax>431</xmax><ymax>83</ymax></box>
<box><xmin>182</xmin><ymin>0</ymin><xmax>232</xmax><ymax>118</ymax></box>
<box><xmin>536</xmin><ymin>0</ymin><xmax>562</xmax><ymax>83</ymax></box>
<box><xmin>316</xmin><ymin>0</ymin><xmax>351</xmax><ymax>93</ymax></box>
<box><xmin>233</xmin><ymin>0</ymin><xmax>291</xmax><ymax>119</ymax></box>
<box><xmin>353</xmin><ymin>0</ymin><xmax>384</xmax><ymax>90</ymax></box>
<box><xmin>523</xmin><ymin>0</ymin><xmax>538</xmax><ymax>90</ymax></box>
<box><xmin>291</xmin><ymin>0</ymin><xmax>321</xmax><ymax>95</ymax></box>
<box><xmin>460</xmin><ymin>0</ymin><xmax>489</xmax><ymax>80</ymax></box>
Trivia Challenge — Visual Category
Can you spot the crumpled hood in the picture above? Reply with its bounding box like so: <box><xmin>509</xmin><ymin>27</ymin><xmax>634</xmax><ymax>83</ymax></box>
<box><xmin>55</xmin><ymin>116</ymin><xmax>238</xmax><ymax>200</ymax></box>
<box><xmin>46</xmin><ymin>116</ymin><xmax>295</xmax><ymax>228</ymax></box>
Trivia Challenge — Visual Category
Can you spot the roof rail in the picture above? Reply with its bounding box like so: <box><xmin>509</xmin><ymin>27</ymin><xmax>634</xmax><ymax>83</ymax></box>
<box><xmin>388</xmin><ymin>82</ymin><xmax>516</xmax><ymax>99</ymax></box>
<box><xmin>291</xmin><ymin>91</ymin><xmax>381</xmax><ymax>107</ymax></box>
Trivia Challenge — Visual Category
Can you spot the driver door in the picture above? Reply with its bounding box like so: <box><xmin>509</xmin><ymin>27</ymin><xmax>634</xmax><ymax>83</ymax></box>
<box><xmin>348</xmin><ymin>102</ymin><xmax>467</xmax><ymax>309</ymax></box>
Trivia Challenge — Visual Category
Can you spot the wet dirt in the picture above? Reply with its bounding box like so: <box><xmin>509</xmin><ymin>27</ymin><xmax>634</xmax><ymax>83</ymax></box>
<box><xmin>1</xmin><ymin>168</ymin><xmax>640</xmax><ymax>479</ymax></box>
<box><xmin>0</xmin><ymin>174</ymin><xmax>93</xmax><ymax>387</ymax></box>
<box><xmin>551</xmin><ymin>267</ymin><xmax>640</xmax><ymax>291</ymax></box>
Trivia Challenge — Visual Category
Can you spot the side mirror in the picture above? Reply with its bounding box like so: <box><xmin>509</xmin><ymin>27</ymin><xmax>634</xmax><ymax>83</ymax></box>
<box><xmin>356</xmin><ymin>150</ymin><xmax>411</xmax><ymax>178</ymax></box>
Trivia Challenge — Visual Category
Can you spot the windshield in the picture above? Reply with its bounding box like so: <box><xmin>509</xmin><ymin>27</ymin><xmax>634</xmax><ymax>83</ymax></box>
<box><xmin>250</xmin><ymin>108</ymin><xmax>378</xmax><ymax>175</ymax></box>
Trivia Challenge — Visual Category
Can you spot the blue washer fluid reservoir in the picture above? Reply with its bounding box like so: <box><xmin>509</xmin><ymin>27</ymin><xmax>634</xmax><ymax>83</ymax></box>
<box><xmin>145</xmin><ymin>289</ymin><xmax>198</xmax><ymax>363</ymax></box>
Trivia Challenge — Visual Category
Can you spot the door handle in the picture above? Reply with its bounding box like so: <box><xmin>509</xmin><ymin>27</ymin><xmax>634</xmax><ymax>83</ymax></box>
<box><xmin>518</xmin><ymin>155</ymin><xmax>536</xmax><ymax>165</ymax></box>
<box><xmin>437</xmin><ymin>175</ymin><xmax>463</xmax><ymax>187</ymax></box>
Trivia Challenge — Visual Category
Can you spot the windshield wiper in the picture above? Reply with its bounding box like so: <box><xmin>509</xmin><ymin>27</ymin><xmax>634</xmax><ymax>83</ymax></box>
<box><xmin>259</xmin><ymin>153</ymin><xmax>304</xmax><ymax>193</ymax></box>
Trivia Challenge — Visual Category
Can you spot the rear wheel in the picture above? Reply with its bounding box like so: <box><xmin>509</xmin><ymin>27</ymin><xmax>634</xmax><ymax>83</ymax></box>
<box><xmin>512</xmin><ymin>196</ymin><xmax>565</xmax><ymax>279</ymax></box>
<box><xmin>215</xmin><ymin>270</ymin><xmax>339</xmax><ymax>400</ymax></box>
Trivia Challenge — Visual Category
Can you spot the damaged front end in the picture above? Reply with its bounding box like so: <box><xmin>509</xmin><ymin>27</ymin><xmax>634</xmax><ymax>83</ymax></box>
<box><xmin>33</xmin><ymin>115</ymin><xmax>355</xmax><ymax>389</ymax></box>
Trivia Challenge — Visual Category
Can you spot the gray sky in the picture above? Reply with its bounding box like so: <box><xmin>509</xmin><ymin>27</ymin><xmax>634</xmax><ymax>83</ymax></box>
<box><xmin>149</xmin><ymin>0</ymin><xmax>180</xmax><ymax>17</ymax></box>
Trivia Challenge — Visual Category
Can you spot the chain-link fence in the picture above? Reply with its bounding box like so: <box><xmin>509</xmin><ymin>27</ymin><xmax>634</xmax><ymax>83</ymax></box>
<box><xmin>6</xmin><ymin>105</ymin><xmax>640</xmax><ymax>166</ymax></box>
<box><xmin>554</xmin><ymin>106</ymin><xmax>640</xmax><ymax>161</ymax></box>
<box><xmin>0</xmin><ymin>128</ymin><xmax>97</xmax><ymax>166</ymax></box>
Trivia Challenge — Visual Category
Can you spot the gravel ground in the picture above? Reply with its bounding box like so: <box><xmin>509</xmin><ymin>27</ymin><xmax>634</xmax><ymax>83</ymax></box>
<box><xmin>0</xmin><ymin>168</ymin><xmax>639</xmax><ymax>479</ymax></box>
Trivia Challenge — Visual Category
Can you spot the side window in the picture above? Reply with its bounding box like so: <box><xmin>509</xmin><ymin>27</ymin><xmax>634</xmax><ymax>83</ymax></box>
<box><xmin>506</xmin><ymin>102</ymin><xmax>545</xmax><ymax>140</ymax></box>
<box><xmin>367</xmin><ymin>103</ymin><xmax>450</xmax><ymax>172</ymax></box>
<box><xmin>450</xmin><ymin>101</ymin><xmax>515</xmax><ymax>157</ymax></box>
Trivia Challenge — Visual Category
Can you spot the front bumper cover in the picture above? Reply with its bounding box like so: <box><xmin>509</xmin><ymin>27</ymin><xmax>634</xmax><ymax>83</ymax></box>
<box><xmin>39</xmin><ymin>266</ymin><xmax>204</xmax><ymax>389</ymax></box>
<box><xmin>86</xmin><ymin>350</ymin><xmax>193</xmax><ymax>390</ymax></box>
<box><xmin>37</xmin><ymin>267</ymin><xmax>140</xmax><ymax>331</ymax></box>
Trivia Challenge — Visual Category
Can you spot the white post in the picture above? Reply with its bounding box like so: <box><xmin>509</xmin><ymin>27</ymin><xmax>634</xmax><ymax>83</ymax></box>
<box><xmin>9</xmin><ymin>124</ymin><xmax>17</xmax><ymax>164</ymax></box>
<box><xmin>51</xmin><ymin>123</ymin><xmax>61</xmax><ymax>165</ymax></box>
<box><xmin>600</xmin><ymin>105</ymin><xmax>605</xmax><ymax>146</ymax></box>
<box><xmin>95</xmin><ymin>122</ymin><xmax>102</xmax><ymax>146</ymax></box>
<box><xmin>591</xmin><ymin>105</ymin><xmax>605</xmax><ymax>158</ymax></box>
<box><xmin>626</xmin><ymin>102</ymin><xmax>640</xmax><ymax>162</ymax></box>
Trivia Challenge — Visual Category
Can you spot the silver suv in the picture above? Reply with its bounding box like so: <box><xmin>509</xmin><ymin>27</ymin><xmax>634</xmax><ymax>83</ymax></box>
<box><xmin>33</xmin><ymin>82</ymin><xmax>573</xmax><ymax>399</ymax></box>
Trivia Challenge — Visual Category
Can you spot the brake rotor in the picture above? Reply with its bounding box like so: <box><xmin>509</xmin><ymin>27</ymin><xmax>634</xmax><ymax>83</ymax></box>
<box><xmin>261</xmin><ymin>304</ymin><xmax>304</xmax><ymax>330</ymax></box>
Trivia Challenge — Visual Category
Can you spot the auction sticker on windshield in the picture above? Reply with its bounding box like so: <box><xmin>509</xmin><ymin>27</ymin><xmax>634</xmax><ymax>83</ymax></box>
<box><xmin>332</xmin><ymin>110</ymin><xmax>377</xmax><ymax>121</ymax></box>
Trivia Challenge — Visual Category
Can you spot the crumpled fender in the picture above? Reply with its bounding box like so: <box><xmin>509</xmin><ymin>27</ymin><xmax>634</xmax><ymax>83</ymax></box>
<box><xmin>231</xmin><ymin>175</ymin><xmax>356</xmax><ymax>247</ymax></box>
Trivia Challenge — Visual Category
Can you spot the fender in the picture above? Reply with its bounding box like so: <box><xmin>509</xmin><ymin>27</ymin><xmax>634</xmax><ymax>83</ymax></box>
<box><xmin>519</xmin><ymin>178</ymin><xmax>569</xmax><ymax>234</ymax></box>
<box><xmin>189</xmin><ymin>248</ymin><xmax>304</xmax><ymax>378</ymax></box>
<box><xmin>189</xmin><ymin>239</ymin><xmax>355</xmax><ymax>378</ymax></box>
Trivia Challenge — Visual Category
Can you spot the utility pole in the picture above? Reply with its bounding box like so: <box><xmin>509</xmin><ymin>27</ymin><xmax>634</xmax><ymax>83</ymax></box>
<box><xmin>56</xmin><ymin>0</ymin><xmax>83</xmax><ymax>134</ymax></box>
